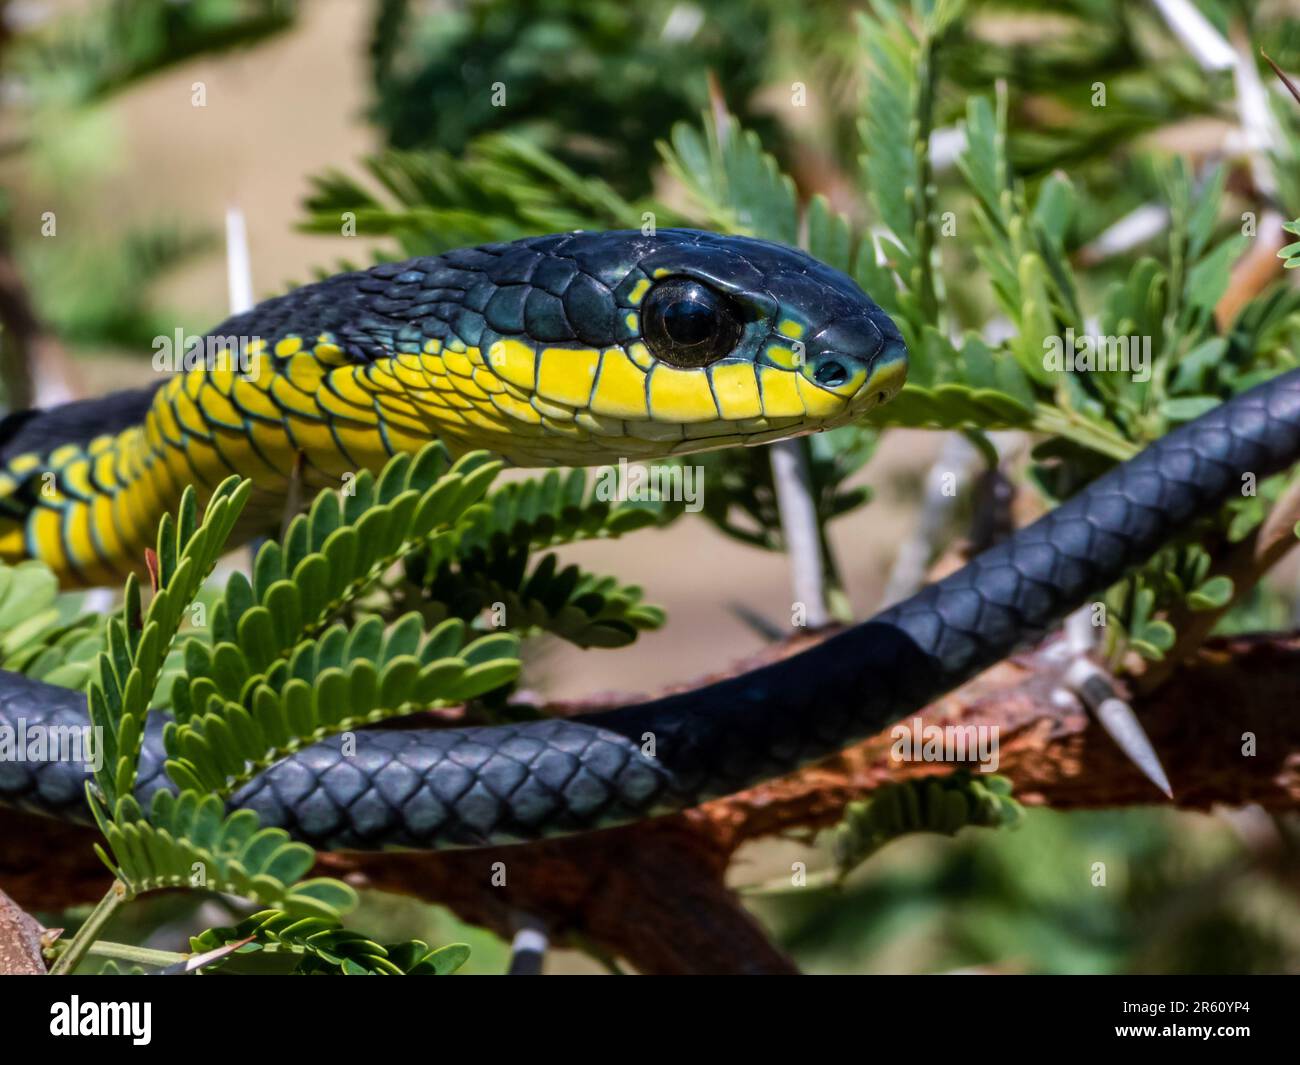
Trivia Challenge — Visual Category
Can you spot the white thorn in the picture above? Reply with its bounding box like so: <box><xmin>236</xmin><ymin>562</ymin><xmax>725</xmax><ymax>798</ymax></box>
<box><xmin>224</xmin><ymin>206</ymin><xmax>254</xmax><ymax>315</ymax></box>
<box><xmin>1150</xmin><ymin>0</ymin><xmax>1236</xmax><ymax>72</ymax></box>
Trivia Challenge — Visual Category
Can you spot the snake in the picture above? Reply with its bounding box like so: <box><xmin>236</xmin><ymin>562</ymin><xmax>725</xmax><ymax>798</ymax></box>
<box><xmin>0</xmin><ymin>227</ymin><xmax>1297</xmax><ymax>850</ymax></box>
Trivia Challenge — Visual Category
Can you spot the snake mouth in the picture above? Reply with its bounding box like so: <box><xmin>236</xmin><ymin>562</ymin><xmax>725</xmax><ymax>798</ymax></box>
<box><xmin>860</xmin><ymin>337</ymin><xmax>908</xmax><ymax>407</ymax></box>
<box><xmin>808</xmin><ymin>335</ymin><xmax>908</xmax><ymax>419</ymax></box>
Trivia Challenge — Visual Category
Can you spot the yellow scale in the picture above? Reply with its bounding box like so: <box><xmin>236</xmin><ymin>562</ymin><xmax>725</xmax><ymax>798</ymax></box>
<box><xmin>0</xmin><ymin>327</ymin><xmax>874</xmax><ymax>586</ymax></box>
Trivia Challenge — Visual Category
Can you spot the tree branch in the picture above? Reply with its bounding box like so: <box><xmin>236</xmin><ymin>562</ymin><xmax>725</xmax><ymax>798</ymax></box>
<box><xmin>3</xmin><ymin>630</ymin><xmax>1297</xmax><ymax>973</ymax></box>
<box><xmin>0</xmin><ymin>886</ymin><xmax>46</xmax><ymax>974</ymax></box>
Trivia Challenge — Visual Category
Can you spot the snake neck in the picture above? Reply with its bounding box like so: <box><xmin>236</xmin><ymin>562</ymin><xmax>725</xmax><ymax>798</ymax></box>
<box><xmin>0</xmin><ymin>318</ymin><xmax>640</xmax><ymax>589</ymax></box>
<box><xmin>0</xmin><ymin>340</ymin><xmax>465</xmax><ymax>587</ymax></box>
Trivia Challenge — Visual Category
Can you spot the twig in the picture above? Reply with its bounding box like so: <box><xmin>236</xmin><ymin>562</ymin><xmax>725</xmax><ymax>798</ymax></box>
<box><xmin>47</xmin><ymin>880</ymin><xmax>127</xmax><ymax>975</ymax></box>
<box><xmin>768</xmin><ymin>438</ymin><xmax>830</xmax><ymax>627</ymax></box>
<box><xmin>881</xmin><ymin>432</ymin><xmax>974</xmax><ymax>606</ymax></box>
<box><xmin>1150</xmin><ymin>0</ymin><xmax>1236</xmax><ymax>72</ymax></box>
<box><xmin>224</xmin><ymin>206</ymin><xmax>254</xmax><ymax>315</ymax></box>
<box><xmin>506</xmin><ymin>913</ymin><xmax>548</xmax><ymax>976</ymax></box>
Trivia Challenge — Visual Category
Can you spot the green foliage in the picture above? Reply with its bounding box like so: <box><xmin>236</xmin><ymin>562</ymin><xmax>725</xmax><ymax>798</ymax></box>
<box><xmin>832</xmin><ymin>772</ymin><xmax>1022</xmax><ymax>878</ymax></box>
<box><xmin>1280</xmin><ymin>220</ymin><xmax>1300</xmax><ymax>270</ymax></box>
<box><xmin>90</xmin><ymin>791</ymin><xmax>353</xmax><ymax>918</ymax></box>
<box><xmin>408</xmin><ymin>547</ymin><xmax>664</xmax><ymax>651</ymax></box>
<box><xmin>458</xmin><ymin>468</ymin><xmax>673</xmax><ymax>549</ymax></box>
<box><xmin>59</xmin><ymin>454</ymin><xmax>527</xmax><ymax>970</ymax></box>
<box><xmin>34</xmin><ymin>437</ymin><xmax>687</xmax><ymax>970</ymax></box>
<box><xmin>78</xmin><ymin>475</ymin><xmax>355</xmax><ymax>917</ymax></box>
<box><xmin>855</xmin><ymin>0</ymin><xmax>962</xmax><ymax>338</ymax></box>
<box><xmin>191</xmin><ymin>910</ymin><xmax>469</xmax><ymax>975</ymax></box>
<box><xmin>23</xmin><ymin>223</ymin><xmax>217</xmax><ymax>351</ymax></box>
<box><xmin>72</xmin><ymin>474</ymin><xmax>360</xmax><ymax>932</ymax></box>
<box><xmin>659</xmin><ymin>119</ymin><xmax>798</xmax><ymax>243</ymax></box>
<box><xmin>300</xmin><ymin>134</ymin><xmax>653</xmax><ymax>260</ymax></box>
<box><xmin>1106</xmin><ymin>583</ymin><xmax>1177</xmax><ymax>663</ymax></box>
<box><xmin>1101</xmin><ymin>537</ymin><xmax>1241</xmax><ymax>664</ymax></box>
<box><xmin>13</xmin><ymin>0</ymin><xmax>297</xmax><ymax>105</ymax></box>
<box><xmin>168</xmin><ymin>612</ymin><xmax>519</xmax><ymax>795</ymax></box>
<box><xmin>844</xmin><ymin>11</ymin><xmax>1300</xmax><ymax>654</ymax></box>
<box><xmin>0</xmin><ymin>560</ymin><xmax>103</xmax><ymax>689</ymax></box>
<box><xmin>938</xmin><ymin>1</ymin><xmax>1222</xmax><ymax>180</ymax></box>
<box><xmin>206</xmin><ymin>444</ymin><xmax>502</xmax><ymax>657</ymax></box>
<box><xmin>161</xmin><ymin>443</ymin><xmax>525</xmax><ymax>794</ymax></box>
<box><xmin>88</xmin><ymin>478</ymin><xmax>251</xmax><ymax>810</ymax></box>
<box><xmin>954</xmin><ymin>94</ymin><xmax>1076</xmax><ymax>396</ymax></box>
<box><xmin>365</xmin><ymin>0</ymin><xmax>782</xmax><ymax>193</ymax></box>
<box><xmin>399</xmin><ymin>466</ymin><xmax>674</xmax><ymax>647</ymax></box>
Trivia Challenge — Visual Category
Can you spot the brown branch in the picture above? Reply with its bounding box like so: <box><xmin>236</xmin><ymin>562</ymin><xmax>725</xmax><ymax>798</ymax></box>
<box><xmin>0</xmin><ymin>243</ymin><xmax>84</xmax><ymax>409</ymax></box>
<box><xmin>3</xmin><ymin>631</ymin><xmax>1298</xmax><ymax>973</ymax></box>
<box><xmin>0</xmin><ymin>886</ymin><xmax>46</xmax><ymax>974</ymax></box>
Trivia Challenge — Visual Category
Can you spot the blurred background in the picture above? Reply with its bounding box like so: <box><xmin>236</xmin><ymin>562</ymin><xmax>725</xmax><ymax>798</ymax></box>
<box><xmin>2</xmin><ymin>0</ymin><xmax>1299</xmax><ymax>973</ymax></box>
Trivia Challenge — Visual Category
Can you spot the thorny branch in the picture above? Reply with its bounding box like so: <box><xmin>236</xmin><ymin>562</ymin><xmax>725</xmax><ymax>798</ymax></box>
<box><xmin>3</xmin><ymin>623</ymin><xmax>1300</xmax><ymax>973</ymax></box>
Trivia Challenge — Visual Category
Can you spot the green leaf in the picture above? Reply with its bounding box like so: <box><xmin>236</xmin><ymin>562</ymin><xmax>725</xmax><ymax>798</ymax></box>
<box><xmin>87</xmin><ymin>479</ymin><xmax>252</xmax><ymax>808</ymax></box>
<box><xmin>833</xmin><ymin>771</ymin><xmax>1022</xmax><ymax>877</ymax></box>
<box><xmin>1187</xmin><ymin>575</ymin><xmax>1234</xmax><ymax>612</ymax></box>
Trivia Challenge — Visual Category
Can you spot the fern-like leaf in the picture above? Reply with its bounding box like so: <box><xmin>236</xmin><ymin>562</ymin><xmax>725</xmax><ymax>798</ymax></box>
<box><xmin>190</xmin><ymin>909</ymin><xmax>468</xmax><ymax>975</ymax></box>
<box><xmin>0</xmin><ymin>559</ymin><xmax>105</xmax><ymax>688</ymax></box>
<box><xmin>832</xmin><ymin>772</ymin><xmax>1022</xmax><ymax>878</ymax></box>
<box><xmin>87</xmin><ymin>476</ymin><xmax>250</xmax><ymax>809</ymax></box>
<box><xmin>165</xmin><ymin>613</ymin><xmax>520</xmax><ymax>796</ymax></box>
<box><xmin>88</xmin><ymin>790</ymin><xmax>354</xmax><ymax>918</ymax></box>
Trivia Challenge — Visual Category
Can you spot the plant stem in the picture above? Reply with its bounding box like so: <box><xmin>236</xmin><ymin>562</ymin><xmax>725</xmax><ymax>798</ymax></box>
<box><xmin>1032</xmin><ymin>403</ymin><xmax>1139</xmax><ymax>462</ymax></box>
<box><xmin>738</xmin><ymin>866</ymin><xmax>841</xmax><ymax>897</ymax></box>
<box><xmin>48</xmin><ymin>880</ymin><xmax>128</xmax><ymax>975</ymax></box>
<box><xmin>769</xmin><ymin>438</ymin><xmax>831</xmax><ymax>628</ymax></box>
<box><xmin>84</xmin><ymin>940</ymin><xmax>187</xmax><ymax>969</ymax></box>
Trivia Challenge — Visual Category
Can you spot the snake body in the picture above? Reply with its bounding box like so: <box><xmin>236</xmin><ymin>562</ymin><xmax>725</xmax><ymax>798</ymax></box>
<box><xmin>0</xmin><ymin>229</ymin><xmax>1297</xmax><ymax>849</ymax></box>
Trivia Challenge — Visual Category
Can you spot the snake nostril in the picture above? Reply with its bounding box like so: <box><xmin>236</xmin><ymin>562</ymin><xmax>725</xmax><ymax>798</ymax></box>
<box><xmin>814</xmin><ymin>360</ymin><xmax>848</xmax><ymax>388</ymax></box>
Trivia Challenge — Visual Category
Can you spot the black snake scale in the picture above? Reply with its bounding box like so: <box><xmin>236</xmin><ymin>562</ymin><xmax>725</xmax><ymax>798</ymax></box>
<box><xmin>3</xmin><ymin>368</ymin><xmax>1299</xmax><ymax>849</ymax></box>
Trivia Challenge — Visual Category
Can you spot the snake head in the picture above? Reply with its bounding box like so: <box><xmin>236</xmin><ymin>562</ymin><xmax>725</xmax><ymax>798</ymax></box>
<box><xmin>245</xmin><ymin>228</ymin><xmax>907</xmax><ymax>468</ymax></box>
<box><xmin>460</xmin><ymin>228</ymin><xmax>907</xmax><ymax>464</ymax></box>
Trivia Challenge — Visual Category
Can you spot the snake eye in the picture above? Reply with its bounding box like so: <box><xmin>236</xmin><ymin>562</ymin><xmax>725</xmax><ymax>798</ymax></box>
<box><xmin>641</xmin><ymin>279</ymin><xmax>743</xmax><ymax>368</ymax></box>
